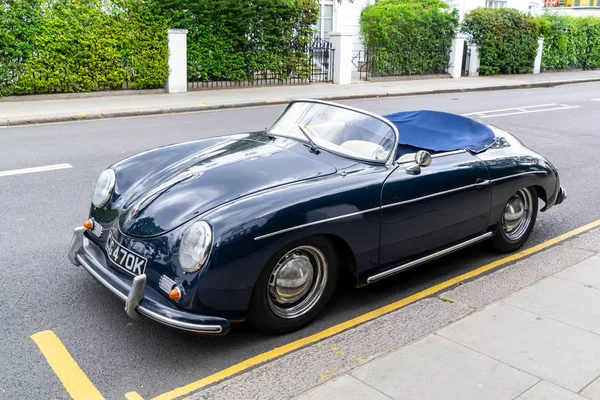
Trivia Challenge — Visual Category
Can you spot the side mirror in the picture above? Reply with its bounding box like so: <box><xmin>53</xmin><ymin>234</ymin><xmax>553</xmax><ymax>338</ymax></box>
<box><xmin>406</xmin><ymin>150</ymin><xmax>432</xmax><ymax>174</ymax></box>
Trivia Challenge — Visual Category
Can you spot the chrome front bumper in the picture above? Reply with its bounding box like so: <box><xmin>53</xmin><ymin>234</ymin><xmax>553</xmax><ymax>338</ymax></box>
<box><xmin>68</xmin><ymin>227</ymin><xmax>230</xmax><ymax>335</ymax></box>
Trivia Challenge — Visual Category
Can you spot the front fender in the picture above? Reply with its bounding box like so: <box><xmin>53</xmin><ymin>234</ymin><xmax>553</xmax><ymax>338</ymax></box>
<box><xmin>198</xmin><ymin>165</ymin><xmax>389</xmax><ymax>319</ymax></box>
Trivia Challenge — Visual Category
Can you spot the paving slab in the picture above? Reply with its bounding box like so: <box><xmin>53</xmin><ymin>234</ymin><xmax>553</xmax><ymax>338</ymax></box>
<box><xmin>351</xmin><ymin>335</ymin><xmax>538</xmax><ymax>400</ymax></box>
<box><xmin>189</xmin><ymin>298</ymin><xmax>472</xmax><ymax>400</ymax></box>
<box><xmin>505</xmin><ymin>276</ymin><xmax>600</xmax><ymax>335</ymax></box>
<box><xmin>568</xmin><ymin>230</ymin><xmax>600</xmax><ymax>253</ymax></box>
<box><xmin>292</xmin><ymin>375</ymin><xmax>391</xmax><ymax>400</ymax></box>
<box><xmin>556</xmin><ymin>255</ymin><xmax>600</xmax><ymax>290</ymax></box>
<box><xmin>582</xmin><ymin>377</ymin><xmax>600</xmax><ymax>400</ymax></box>
<box><xmin>440</xmin><ymin>245</ymin><xmax>594</xmax><ymax>309</ymax></box>
<box><xmin>515</xmin><ymin>381</ymin><xmax>586</xmax><ymax>400</ymax></box>
<box><xmin>438</xmin><ymin>302</ymin><xmax>600</xmax><ymax>392</ymax></box>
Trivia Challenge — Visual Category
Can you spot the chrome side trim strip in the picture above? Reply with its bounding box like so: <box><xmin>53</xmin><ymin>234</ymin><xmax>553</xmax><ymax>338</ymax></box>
<box><xmin>367</xmin><ymin>232</ymin><xmax>494</xmax><ymax>283</ymax></box>
<box><xmin>381</xmin><ymin>183</ymin><xmax>476</xmax><ymax>210</ymax></box>
<box><xmin>432</xmin><ymin>149</ymin><xmax>467</xmax><ymax>158</ymax></box>
<box><xmin>76</xmin><ymin>253</ymin><xmax>223</xmax><ymax>334</ymax></box>
<box><xmin>396</xmin><ymin>149</ymin><xmax>467</xmax><ymax>165</ymax></box>
<box><xmin>491</xmin><ymin>171</ymin><xmax>547</xmax><ymax>183</ymax></box>
<box><xmin>254</xmin><ymin>206</ymin><xmax>381</xmax><ymax>241</ymax></box>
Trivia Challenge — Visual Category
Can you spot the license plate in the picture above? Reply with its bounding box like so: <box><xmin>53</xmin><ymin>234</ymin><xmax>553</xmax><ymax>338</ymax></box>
<box><xmin>106</xmin><ymin>235</ymin><xmax>147</xmax><ymax>276</ymax></box>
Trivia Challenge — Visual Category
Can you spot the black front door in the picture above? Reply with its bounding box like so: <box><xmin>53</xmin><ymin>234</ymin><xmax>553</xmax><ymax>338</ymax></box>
<box><xmin>369</xmin><ymin>151</ymin><xmax>491</xmax><ymax>282</ymax></box>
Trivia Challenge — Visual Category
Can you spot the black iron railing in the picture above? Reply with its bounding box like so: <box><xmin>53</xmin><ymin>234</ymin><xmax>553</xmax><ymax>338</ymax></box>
<box><xmin>188</xmin><ymin>37</ymin><xmax>334</xmax><ymax>90</ymax></box>
<box><xmin>353</xmin><ymin>44</ymin><xmax>451</xmax><ymax>81</ymax></box>
<box><xmin>461</xmin><ymin>42</ymin><xmax>472</xmax><ymax>77</ymax></box>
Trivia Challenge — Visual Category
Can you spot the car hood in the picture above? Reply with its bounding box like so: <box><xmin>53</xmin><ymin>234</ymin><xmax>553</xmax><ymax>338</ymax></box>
<box><xmin>118</xmin><ymin>136</ymin><xmax>336</xmax><ymax>237</ymax></box>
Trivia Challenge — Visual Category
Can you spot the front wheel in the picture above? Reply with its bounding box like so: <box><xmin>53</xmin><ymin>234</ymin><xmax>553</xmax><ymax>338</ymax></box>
<box><xmin>492</xmin><ymin>187</ymin><xmax>538</xmax><ymax>253</ymax></box>
<box><xmin>248</xmin><ymin>236</ymin><xmax>339</xmax><ymax>334</ymax></box>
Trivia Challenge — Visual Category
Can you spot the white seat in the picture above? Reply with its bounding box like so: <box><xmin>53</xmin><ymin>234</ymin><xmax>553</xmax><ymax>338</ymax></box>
<box><xmin>340</xmin><ymin>140</ymin><xmax>384</xmax><ymax>160</ymax></box>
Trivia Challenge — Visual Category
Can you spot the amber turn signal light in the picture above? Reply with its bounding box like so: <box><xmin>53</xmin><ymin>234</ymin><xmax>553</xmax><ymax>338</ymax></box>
<box><xmin>169</xmin><ymin>287</ymin><xmax>182</xmax><ymax>301</ymax></box>
<box><xmin>83</xmin><ymin>220</ymin><xmax>93</xmax><ymax>230</ymax></box>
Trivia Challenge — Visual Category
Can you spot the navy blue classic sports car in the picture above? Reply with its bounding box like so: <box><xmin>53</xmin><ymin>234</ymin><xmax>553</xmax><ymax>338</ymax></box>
<box><xmin>69</xmin><ymin>99</ymin><xmax>566</xmax><ymax>335</ymax></box>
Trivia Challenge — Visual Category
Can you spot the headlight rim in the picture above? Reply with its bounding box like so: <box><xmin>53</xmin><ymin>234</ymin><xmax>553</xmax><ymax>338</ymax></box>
<box><xmin>178</xmin><ymin>220</ymin><xmax>213</xmax><ymax>273</ymax></box>
<box><xmin>92</xmin><ymin>169</ymin><xmax>116</xmax><ymax>209</ymax></box>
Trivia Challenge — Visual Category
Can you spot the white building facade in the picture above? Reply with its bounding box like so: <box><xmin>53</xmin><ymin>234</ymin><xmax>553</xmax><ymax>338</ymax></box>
<box><xmin>447</xmin><ymin>0</ymin><xmax>544</xmax><ymax>18</ymax></box>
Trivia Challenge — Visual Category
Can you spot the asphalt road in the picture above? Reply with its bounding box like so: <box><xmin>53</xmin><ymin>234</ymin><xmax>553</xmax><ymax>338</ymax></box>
<box><xmin>1</xmin><ymin>82</ymin><xmax>599</xmax><ymax>400</ymax></box>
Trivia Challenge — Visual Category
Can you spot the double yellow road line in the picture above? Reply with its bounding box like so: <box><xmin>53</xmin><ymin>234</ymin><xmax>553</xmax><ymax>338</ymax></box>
<box><xmin>32</xmin><ymin>218</ymin><xmax>600</xmax><ymax>400</ymax></box>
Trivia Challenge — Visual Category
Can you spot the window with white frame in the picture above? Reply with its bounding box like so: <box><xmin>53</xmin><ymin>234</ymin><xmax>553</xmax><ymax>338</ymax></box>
<box><xmin>316</xmin><ymin>0</ymin><xmax>334</xmax><ymax>40</ymax></box>
<box><xmin>528</xmin><ymin>2</ymin><xmax>539</xmax><ymax>13</ymax></box>
<box><xmin>486</xmin><ymin>0</ymin><xmax>507</xmax><ymax>8</ymax></box>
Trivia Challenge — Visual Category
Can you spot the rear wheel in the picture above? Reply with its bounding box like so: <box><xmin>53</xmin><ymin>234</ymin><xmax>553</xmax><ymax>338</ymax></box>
<box><xmin>492</xmin><ymin>187</ymin><xmax>538</xmax><ymax>253</ymax></box>
<box><xmin>248</xmin><ymin>236</ymin><xmax>339</xmax><ymax>334</ymax></box>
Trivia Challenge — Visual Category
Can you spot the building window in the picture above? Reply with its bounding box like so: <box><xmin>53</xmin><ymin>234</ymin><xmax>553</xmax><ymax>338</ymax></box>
<box><xmin>316</xmin><ymin>1</ymin><xmax>334</xmax><ymax>40</ymax></box>
<box><xmin>528</xmin><ymin>2</ymin><xmax>539</xmax><ymax>13</ymax></box>
<box><xmin>486</xmin><ymin>0</ymin><xmax>507</xmax><ymax>8</ymax></box>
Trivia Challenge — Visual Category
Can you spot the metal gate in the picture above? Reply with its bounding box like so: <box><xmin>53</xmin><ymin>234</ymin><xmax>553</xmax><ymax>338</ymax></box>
<box><xmin>461</xmin><ymin>42</ymin><xmax>471</xmax><ymax>77</ymax></box>
<box><xmin>310</xmin><ymin>37</ymin><xmax>335</xmax><ymax>83</ymax></box>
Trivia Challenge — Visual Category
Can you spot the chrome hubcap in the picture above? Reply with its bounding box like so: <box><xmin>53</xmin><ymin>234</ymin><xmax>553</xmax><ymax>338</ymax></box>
<box><xmin>502</xmin><ymin>188</ymin><xmax>533</xmax><ymax>241</ymax></box>
<box><xmin>267</xmin><ymin>245</ymin><xmax>328</xmax><ymax>319</ymax></box>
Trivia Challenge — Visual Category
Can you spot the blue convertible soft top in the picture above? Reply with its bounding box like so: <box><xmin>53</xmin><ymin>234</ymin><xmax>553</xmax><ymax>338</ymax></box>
<box><xmin>383</xmin><ymin>110</ymin><xmax>495</xmax><ymax>153</ymax></box>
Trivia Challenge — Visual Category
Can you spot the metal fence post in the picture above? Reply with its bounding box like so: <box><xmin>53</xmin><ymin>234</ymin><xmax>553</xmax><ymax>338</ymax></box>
<box><xmin>167</xmin><ymin>29</ymin><xmax>188</xmax><ymax>93</ymax></box>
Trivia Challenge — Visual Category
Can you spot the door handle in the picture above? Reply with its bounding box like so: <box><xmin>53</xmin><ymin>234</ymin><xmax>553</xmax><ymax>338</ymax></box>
<box><xmin>474</xmin><ymin>178</ymin><xmax>491</xmax><ymax>189</ymax></box>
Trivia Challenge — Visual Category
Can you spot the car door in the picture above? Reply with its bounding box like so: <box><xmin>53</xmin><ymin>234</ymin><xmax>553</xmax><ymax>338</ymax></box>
<box><xmin>371</xmin><ymin>150</ymin><xmax>491</xmax><ymax>282</ymax></box>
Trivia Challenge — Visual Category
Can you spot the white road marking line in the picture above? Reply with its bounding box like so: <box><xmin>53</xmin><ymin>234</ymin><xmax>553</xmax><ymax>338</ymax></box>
<box><xmin>0</xmin><ymin>163</ymin><xmax>73</xmax><ymax>177</ymax></box>
<box><xmin>462</xmin><ymin>103</ymin><xmax>557</xmax><ymax>116</ymax></box>
<box><xmin>478</xmin><ymin>105</ymin><xmax>581</xmax><ymax>118</ymax></box>
<box><xmin>592</xmin><ymin>98</ymin><xmax>600</xmax><ymax>101</ymax></box>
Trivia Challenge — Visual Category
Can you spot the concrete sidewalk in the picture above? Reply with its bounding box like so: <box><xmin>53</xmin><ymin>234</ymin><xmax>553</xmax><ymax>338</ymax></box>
<box><xmin>1</xmin><ymin>70</ymin><xmax>600</xmax><ymax>127</ymax></box>
<box><xmin>189</xmin><ymin>227</ymin><xmax>600</xmax><ymax>400</ymax></box>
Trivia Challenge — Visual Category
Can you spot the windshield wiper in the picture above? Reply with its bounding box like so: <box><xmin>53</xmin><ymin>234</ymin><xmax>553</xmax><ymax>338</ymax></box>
<box><xmin>297</xmin><ymin>125</ymin><xmax>320</xmax><ymax>154</ymax></box>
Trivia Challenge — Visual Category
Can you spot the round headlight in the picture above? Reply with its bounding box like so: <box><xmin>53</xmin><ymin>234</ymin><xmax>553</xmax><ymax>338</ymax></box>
<box><xmin>179</xmin><ymin>221</ymin><xmax>212</xmax><ymax>273</ymax></box>
<box><xmin>92</xmin><ymin>169</ymin><xmax>116</xmax><ymax>208</ymax></box>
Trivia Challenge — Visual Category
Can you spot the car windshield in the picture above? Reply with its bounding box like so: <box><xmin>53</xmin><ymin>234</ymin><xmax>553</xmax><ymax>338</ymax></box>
<box><xmin>269</xmin><ymin>101</ymin><xmax>397</xmax><ymax>163</ymax></box>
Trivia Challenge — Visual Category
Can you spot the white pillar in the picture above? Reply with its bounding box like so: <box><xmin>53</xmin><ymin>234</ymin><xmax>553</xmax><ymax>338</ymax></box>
<box><xmin>447</xmin><ymin>34</ymin><xmax>466</xmax><ymax>79</ymax></box>
<box><xmin>329</xmin><ymin>32</ymin><xmax>352</xmax><ymax>85</ymax></box>
<box><xmin>467</xmin><ymin>43</ymin><xmax>481</xmax><ymax>77</ymax></box>
<box><xmin>533</xmin><ymin>37</ymin><xmax>544</xmax><ymax>74</ymax></box>
<box><xmin>167</xmin><ymin>29</ymin><xmax>188</xmax><ymax>93</ymax></box>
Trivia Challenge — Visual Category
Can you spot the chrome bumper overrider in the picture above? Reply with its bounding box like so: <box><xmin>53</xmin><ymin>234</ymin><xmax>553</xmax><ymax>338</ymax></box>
<box><xmin>556</xmin><ymin>186</ymin><xmax>567</xmax><ymax>205</ymax></box>
<box><xmin>68</xmin><ymin>228</ymin><xmax>230</xmax><ymax>335</ymax></box>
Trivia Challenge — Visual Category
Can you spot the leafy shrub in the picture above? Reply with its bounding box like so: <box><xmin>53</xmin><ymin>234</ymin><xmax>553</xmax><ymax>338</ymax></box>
<box><xmin>463</xmin><ymin>8</ymin><xmax>539</xmax><ymax>75</ymax></box>
<box><xmin>538</xmin><ymin>14</ymin><xmax>600</xmax><ymax>71</ymax></box>
<box><xmin>2</xmin><ymin>0</ymin><xmax>168</xmax><ymax>95</ymax></box>
<box><xmin>144</xmin><ymin>0</ymin><xmax>319</xmax><ymax>82</ymax></box>
<box><xmin>0</xmin><ymin>0</ymin><xmax>41</xmax><ymax>96</ymax></box>
<box><xmin>360</xmin><ymin>0</ymin><xmax>459</xmax><ymax>76</ymax></box>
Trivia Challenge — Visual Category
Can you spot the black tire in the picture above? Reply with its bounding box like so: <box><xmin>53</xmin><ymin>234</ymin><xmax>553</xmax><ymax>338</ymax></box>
<box><xmin>248</xmin><ymin>236</ymin><xmax>339</xmax><ymax>334</ymax></box>
<box><xmin>492</xmin><ymin>186</ymin><xmax>538</xmax><ymax>253</ymax></box>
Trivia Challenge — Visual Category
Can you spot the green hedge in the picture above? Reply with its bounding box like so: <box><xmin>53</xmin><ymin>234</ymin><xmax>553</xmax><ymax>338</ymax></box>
<box><xmin>463</xmin><ymin>8</ymin><xmax>539</xmax><ymax>75</ymax></box>
<box><xmin>360</xmin><ymin>0</ymin><xmax>459</xmax><ymax>76</ymax></box>
<box><xmin>144</xmin><ymin>0</ymin><xmax>319</xmax><ymax>82</ymax></box>
<box><xmin>537</xmin><ymin>14</ymin><xmax>600</xmax><ymax>71</ymax></box>
<box><xmin>0</xmin><ymin>0</ymin><xmax>168</xmax><ymax>96</ymax></box>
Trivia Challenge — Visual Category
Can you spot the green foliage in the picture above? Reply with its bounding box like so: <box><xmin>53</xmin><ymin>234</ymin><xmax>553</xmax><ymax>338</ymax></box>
<box><xmin>145</xmin><ymin>0</ymin><xmax>319</xmax><ymax>82</ymax></box>
<box><xmin>0</xmin><ymin>0</ymin><xmax>41</xmax><ymax>96</ymax></box>
<box><xmin>537</xmin><ymin>14</ymin><xmax>600</xmax><ymax>71</ymax></box>
<box><xmin>463</xmin><ymin>8</ymin><xmax>539</xmax><ymax>75</ymax></box>
<box><xmin>1</xmin><ymin>0</ymin><xmax>168</xmax><ymax>95</ymax></box>
<box><xmin>360</xmin><ymin>0</ymin><xmax>459</xmax><ymax>76</ymax></box>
